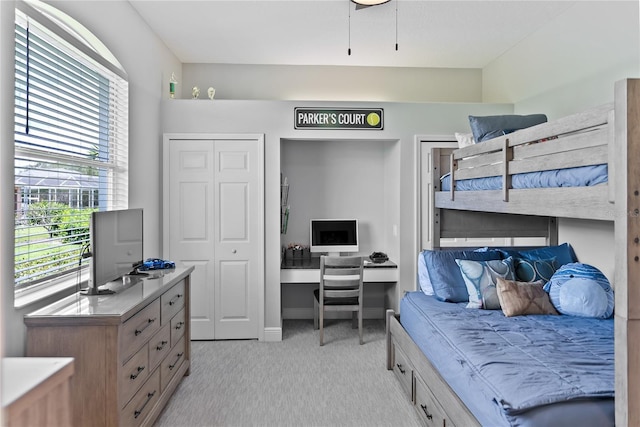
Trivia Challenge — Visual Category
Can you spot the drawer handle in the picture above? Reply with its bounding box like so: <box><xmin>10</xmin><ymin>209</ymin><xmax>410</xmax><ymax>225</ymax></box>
<box><xmin>174</xmin><ymin>321</ymin><xmax>185</xmax><ymax>331</ymax></box>
<box><xmin>134</xmin><ymin>317</ymin><xmax>156</xmax><ymax>336</ymax></box>
<box><xmin>130</xmin><ymin>365</ymin><xmax>145</xmax><ymax>380</ymax></box>
<box><xmin>169</xmin><ymin>294</ymin><xmax>183</xmax><ymax>306</ymax></box>
<box><xmin>156</xmin><ymin>340</ymin><xmax>169</xmax><ymax>351</ymax></box>
<box><xmin>396</xmin><ymin>363</ymin><xmax>406</xmax><ymax>375</ymax></box>
<box><xmin>420</xmin><ymin>404</ymin><xmax>433</xmax><ymax>420</ymax></box>
<box><xmin>169</xmin><ymin>352</ymin><xmax>185</xmax><ymax>370</ymax></box>
<box><xmin>134</xmin><ymin>390</ymin><xmax>157</xmax><ymax>419</ymax></box>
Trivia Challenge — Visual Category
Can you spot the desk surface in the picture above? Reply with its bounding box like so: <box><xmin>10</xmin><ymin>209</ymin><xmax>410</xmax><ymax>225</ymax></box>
<box><xmin>281</xmin><ymin>257</ymin><xmax>397</xmax><ymax>270</ymax></box>
<box><xmin>280</xmin><ymin>257</ymin><xmax>398</xmax><ymax>284</ymax></box>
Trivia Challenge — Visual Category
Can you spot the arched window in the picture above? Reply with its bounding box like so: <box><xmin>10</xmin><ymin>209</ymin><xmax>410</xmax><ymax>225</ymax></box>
<box><xmin>14</xmin><ymin>0</ymin><xmax>128</xmax><ymax>290</ymax></box>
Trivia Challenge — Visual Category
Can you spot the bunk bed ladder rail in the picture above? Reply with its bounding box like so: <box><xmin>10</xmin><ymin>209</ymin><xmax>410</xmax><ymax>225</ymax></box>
<box><xmin>449</xmin><ymin>153</ymin><xmax>456</xmax><ymax>201</ymax></box>
<box><xmin>502</xmin><ymin>138</ymin><xmax>512</xmax><ymax>202</ymax></box>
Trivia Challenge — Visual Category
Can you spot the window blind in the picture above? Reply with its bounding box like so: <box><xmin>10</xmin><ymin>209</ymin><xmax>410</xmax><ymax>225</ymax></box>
<box><xmin>14</xmin><ymin>10</ymin><xmax>128</xmax><ymax>288</ymax></box>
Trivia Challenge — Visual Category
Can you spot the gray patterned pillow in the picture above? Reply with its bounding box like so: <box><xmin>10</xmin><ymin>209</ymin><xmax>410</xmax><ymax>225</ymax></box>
<box><xmin>456</xmin><ymin>257</ymin><xmax>515</xmax><ymax>309</ymax></box>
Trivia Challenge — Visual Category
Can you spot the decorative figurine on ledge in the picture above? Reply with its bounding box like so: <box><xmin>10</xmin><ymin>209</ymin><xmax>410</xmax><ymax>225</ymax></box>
<box><xmin>208</xmin><ymin>86</ymin><xmax>216</xmax><ymax>100</ymax></box>
<box><xmin>192</xmin><ymin>86</ymin><xmax>200</xmax><ymax>99</ymax></box>
<box><xmin>169</xmin><ymin>72</ymin><xmax>177</xmax><ymax>99</ymax></box>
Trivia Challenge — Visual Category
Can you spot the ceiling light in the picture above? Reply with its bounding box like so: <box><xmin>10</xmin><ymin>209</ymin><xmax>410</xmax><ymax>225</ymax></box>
<box><xmin>351</xmin><ymin>0</ymin><xmax>390</xmax><ymax>5</ymax></box>
<box><xmin>348</xmin><ymin>0</ymin><xmax>397</xmax><ymax>55</ymax></box>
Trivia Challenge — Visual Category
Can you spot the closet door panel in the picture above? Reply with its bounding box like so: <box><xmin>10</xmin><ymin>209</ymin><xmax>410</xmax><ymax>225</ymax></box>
<box><xmin>166</xmin><ymin>141</ymin><xmax>216</xmax><ymax>340</ymax></box>
<box><xmin>214</xmin><ymin>140</ymin><xmax>262</xmax><ymax>339</ymax></box>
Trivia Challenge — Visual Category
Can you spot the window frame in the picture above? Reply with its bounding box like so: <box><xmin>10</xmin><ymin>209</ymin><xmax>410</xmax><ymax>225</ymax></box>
<box><xmin>14</xmin><ymin>0</ymin><xmax>128</xmax><ymax>302</ymax></box>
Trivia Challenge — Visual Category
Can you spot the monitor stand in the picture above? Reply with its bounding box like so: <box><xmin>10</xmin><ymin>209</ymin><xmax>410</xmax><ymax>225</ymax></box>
<box><xmin>327</xmin><ymin>252</ymin><xmax>341</xmax><ymax>257</ymax></box>
<box><xmin>80</xmin><ymin>286</ymin><xmax>115</xmax><ymax>295</ymax></box>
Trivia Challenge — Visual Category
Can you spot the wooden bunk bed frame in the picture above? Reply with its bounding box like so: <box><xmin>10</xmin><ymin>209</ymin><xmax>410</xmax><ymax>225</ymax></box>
<box><xmin>386</xmin><ymin>78</ymin><xmax>639</xmax><ymax>427</ymax></box>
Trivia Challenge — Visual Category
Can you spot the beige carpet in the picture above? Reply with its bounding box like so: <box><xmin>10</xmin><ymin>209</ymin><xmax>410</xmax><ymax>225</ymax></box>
<box><xmin>154</xmin><ymin>319</ymin><xmax>421</xmax><ymax>427</ymax></box>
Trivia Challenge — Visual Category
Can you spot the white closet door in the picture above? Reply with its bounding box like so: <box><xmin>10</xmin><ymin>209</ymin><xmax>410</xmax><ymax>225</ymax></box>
<box><xmin>164</xmin><ymin>134</ymin><xmax>264</xmax><ymax>340</ymax></box>
<box><xmin>166</xmin><ymin>140</ymin><xmax>216</xmax><ymax>339</ymax></box>
<box><xmin>213</xmin><ymin>139</ymin><xmax>263</xmax><ymax>339</ymax></box>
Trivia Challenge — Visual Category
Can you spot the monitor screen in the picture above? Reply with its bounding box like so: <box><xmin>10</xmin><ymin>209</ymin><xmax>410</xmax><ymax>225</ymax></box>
<box><xmin>310</xmin><ymin>219</ymin><xmax>359</xmax><ymax>255</ymax></box>
<box><xmin>89</xmin><ymin>208</ymin><xmax>143</xmax><ymax>292</ymax></box>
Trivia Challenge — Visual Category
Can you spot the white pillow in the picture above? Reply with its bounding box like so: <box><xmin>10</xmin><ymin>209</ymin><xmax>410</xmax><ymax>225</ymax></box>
<box><xmin>417</xmin><ymin>252</ymin><xmax>433</xmax><ymax>295</ymax></box>
<box><xmin>455</xmin><ymin>132</ymin><xmax>475</xmax><ymax>148</ymax></box>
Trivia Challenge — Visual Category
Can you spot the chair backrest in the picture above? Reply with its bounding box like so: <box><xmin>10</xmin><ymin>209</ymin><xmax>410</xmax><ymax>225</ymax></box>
<box><xmin>320</xmin><ymin>256</ymin><xmax>364</xmax><ymax>299</ymax></box>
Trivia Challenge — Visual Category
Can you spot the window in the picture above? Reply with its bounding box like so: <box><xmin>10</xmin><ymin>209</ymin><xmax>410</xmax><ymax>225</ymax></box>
<box><xmin>14</xmin><ymin>1</ymin><xmax>128</xmax><ymax>291</ymax></box>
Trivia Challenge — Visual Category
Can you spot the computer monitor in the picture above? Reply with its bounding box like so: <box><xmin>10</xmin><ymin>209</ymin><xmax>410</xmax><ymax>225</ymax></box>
<box><xmin>85</xmin><ymin>208</ymin><xmax>143</xmax><ymax>295</ymax></box>
<box><xmin>309</xmin><ymin>219</ymin><xmax>359</xmax><ymax>256</ymax></box>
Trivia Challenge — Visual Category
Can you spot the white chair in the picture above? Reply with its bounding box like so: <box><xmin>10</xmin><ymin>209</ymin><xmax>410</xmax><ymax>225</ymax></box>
<box><xmin>313</xmin><ymin>255</ymin><xmax>364</xmax><ymax>345</ymax></box>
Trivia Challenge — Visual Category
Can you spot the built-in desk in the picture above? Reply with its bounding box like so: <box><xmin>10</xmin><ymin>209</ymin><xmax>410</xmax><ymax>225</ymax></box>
<box><xmin>280</xmin><ymin>257</ymin><xmax>398</xmax><ymax>319</ymax></box>
<box><xmin>281</xmin><ymin>257</ymin><xmax>398</xmax><ymax>283</ymax></box>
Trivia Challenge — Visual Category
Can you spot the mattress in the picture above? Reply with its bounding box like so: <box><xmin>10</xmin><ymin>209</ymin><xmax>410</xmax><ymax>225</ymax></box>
<box><xmin>440</xmin><ymin>164</ymin><xmax>608</xmax><ymax>191</ymax></box>
<box><xmin>400</xmin><ymin>291</ymin><xmax>614</xmax><ymax>427</ymax></box>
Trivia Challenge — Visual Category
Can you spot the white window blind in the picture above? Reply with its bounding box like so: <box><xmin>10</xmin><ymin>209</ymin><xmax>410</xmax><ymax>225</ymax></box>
<box><xmin>14</xmin><ymin>8</ymin><xmax>128</xmax><ymax>289</ymax></box>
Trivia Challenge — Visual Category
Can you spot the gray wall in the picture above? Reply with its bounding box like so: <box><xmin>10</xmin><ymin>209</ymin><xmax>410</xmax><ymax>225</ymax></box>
<box><xmin>182</xmin><ymin>64</ymin><xmax>482</xmax><ymax>102</ymax></box>
<box><xmin>1</xmin><ymin>0</ymin><xmax>16</xmax><ymax>360</ymax></box>
<box><xmin>483</xmin><ymin>1</ymin><xmax>639</xmax><ymax>109</ymax></box>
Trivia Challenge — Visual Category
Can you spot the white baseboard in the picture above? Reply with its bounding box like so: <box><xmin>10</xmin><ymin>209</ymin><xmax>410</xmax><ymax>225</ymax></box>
<box><xmin>263</xmin><ymin>326</ymin><xmax>282</xmax><ymax>342</ymax></box>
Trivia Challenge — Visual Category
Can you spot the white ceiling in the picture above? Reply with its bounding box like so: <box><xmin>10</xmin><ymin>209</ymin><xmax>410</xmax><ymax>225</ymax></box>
<box><xmin>129</xmin><ymin>0</ymin><xmax>581</xmax><ymax>69</ymax></box>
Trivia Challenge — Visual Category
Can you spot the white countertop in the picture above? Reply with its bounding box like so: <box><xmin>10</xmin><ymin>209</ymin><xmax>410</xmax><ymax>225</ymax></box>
<box><xmin>24</xmin><ymin>266</ymin><xmax>194</xmax><ymax>323</ymax></box>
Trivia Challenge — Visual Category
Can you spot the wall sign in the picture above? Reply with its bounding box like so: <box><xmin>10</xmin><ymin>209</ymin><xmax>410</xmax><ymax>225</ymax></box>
<box><xmin>294</xmin><ymin>108</ymin><xmax>384</xmax><ymax>130</ymax></box>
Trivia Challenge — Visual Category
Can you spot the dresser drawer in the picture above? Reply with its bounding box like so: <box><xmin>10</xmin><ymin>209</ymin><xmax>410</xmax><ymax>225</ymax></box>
<box><xmin>120</xmin><ymin>369</ymin><xmax>161</xmax><ymax>427</ymax></box>
<box><xmin>170</xmin><ymin>308</ymin><xmax>186</xmax><ymax>347</ymax></box>
<box><xmin>120</xmin><ymin>345</ymin><xmax>150</xmax><ymax>408</ymax></box>
<box><xmin>149</xmin><ymin>324</ymin><xmax>171</xmax><ymax>372</ymax></box>
<box><xmin>415</xmin><ymin>374</ymin><xmax>452</xmax><ymax>427</ymax></box>
<box><xmin>161</xmin><ymin>281</ymin><xmax>185</xmax><ymax>324</ymax></box>
<box><xmin>391</xmin><ymin>339</ymin><xmax>413</xmax><ymax>400</ymax></box>
<box><xmin>161</xmin><ymin>336</ymin><xmax>186</xmax><ymax>392</ymax></box>
<box><xmin>121</xmin><ymin>299</ymin><xmax>161</xmax><ymax>362</ymax></box>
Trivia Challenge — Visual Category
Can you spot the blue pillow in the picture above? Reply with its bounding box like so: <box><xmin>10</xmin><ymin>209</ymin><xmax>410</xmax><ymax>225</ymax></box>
<box><xmin>468</xmin><ymin>114</ymin><xmax>547</xmax><ymax>142</ymax></box>
<box><xmin>417</xmin><ymin>251</ymin><xmax>433</xmax><ymax>295</ymax></box>
<box><xmin>513</xmin><ymin>257</ymin><xmax>558</xmax><ymax>283</ymax></box>
<box><xmin>456</xmin><ymin>257</ymin><xmax>515</xmax><ymax>309</ymax></box>
<box><xmin>498</xmin><ymin>243</ymin><xmax>577</xmax><ymax>267</ymax></box>
<box><xmin>423</xmin><ymin>249</ymin><xmax>502</xmax><ymax>302</ymax></box>
<box><xmin>545</xmin><ymin>262</ymin><xmax>614</xmax><ymax>319</ymax></box>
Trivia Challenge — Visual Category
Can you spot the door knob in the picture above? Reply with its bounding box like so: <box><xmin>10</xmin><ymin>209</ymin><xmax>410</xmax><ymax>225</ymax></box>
<box><xmin>232</xmin><ymin>249</ymin><xmax>237</xmax><ymax>254</ymax></box>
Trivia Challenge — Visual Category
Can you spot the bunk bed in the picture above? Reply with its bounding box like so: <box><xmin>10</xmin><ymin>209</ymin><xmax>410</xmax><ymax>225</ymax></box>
<box><xmin>386</xmin><ymin>78</ymin><xmax>639</xmax><ymax>427</ymax></box>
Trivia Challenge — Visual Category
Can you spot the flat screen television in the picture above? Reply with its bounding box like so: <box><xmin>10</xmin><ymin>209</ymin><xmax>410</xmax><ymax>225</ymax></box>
<box><xmin>85</xmin><ymin>208</ymin><xmax>144</xmax><ymax>295</ymax></box>
<box><xmin>309</xmin><ymin>219</ymin><xmax>359</xmax><ymax>256</ymax></box>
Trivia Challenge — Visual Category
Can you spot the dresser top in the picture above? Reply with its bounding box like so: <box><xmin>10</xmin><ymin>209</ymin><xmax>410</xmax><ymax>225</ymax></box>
<box><xmin>24</xmin><ymin>266</ymin><xmax>194</xmax><ymax>323</ymax></box>
<box><xmin>2</xmin><ymin>357</ymin><xmax>74</xmax><ymax>407</ymax></box>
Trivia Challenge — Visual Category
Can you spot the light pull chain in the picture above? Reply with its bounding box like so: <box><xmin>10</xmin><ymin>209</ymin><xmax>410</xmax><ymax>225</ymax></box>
<box><xmin>395</xmin><ymin>0</ymin><xmax>398</xmax><ymax>51</ymax></box>
<box><xmin>348</xmin><ymin>1</ymin><xmax>352</xmax><ymax>55</ymax></box>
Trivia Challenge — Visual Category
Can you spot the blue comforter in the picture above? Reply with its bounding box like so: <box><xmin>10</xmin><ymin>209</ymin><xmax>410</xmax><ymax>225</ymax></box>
<box><xmin>400</xmin><ymin>292</ymin><xmax>614</xmax><ymax>426</ymax></box>
<box><xmin>440</xmin><ymin>164</ymin><xmax>608</xmax><ymax>191</ymax></box>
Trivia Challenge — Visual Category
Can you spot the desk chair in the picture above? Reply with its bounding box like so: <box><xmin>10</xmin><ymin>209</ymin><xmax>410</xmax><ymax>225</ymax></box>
<box><xmin>313</xmin><ymin>255</ymin><xmax>364</xmax><ymax>346</ymax></box>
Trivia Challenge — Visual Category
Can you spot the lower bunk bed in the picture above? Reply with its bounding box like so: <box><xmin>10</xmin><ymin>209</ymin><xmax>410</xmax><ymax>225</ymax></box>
<box><xmin>386</xmin><ymin>292</ymin><xmax>614</xmax><ymax>427</ymax></box>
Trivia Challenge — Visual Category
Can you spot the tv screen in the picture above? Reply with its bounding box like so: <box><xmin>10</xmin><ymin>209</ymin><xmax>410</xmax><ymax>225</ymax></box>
<box><xmin>310</xmin><ymin>219</ymin><xmax>359</xmax><ymax>255</ymax></box>
<box><xmin>88</xmin><ymin>208</ymin><xmax>143</xmax><ymax>294</ymax></box>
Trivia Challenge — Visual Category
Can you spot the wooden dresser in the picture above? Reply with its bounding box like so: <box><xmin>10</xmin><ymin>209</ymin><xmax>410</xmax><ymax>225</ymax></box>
<box><xmin>24</xmin><ymin>266</ymin><xmax>194</xmax><ymax>427</ymax></box>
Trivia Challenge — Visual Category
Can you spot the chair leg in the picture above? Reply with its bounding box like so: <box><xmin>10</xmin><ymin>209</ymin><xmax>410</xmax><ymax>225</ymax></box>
<box><xmin>351</xmin><ymin>311</ymin><xmax>357</xmax><ymax>329</ymax></box>
<box><xmin>319</xmin><ymin>307</ymin><xmax>324</xmax><ymax>346</ymax></box>
<box><xmin>358</xmin><ymin>309</ymin><xmax>363</xmax><ymax>345</ymax></box>
<box><xmin>313</xmin><ymin>297</ymin><xmax>319</xmax><ymax>330</ymax></box>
